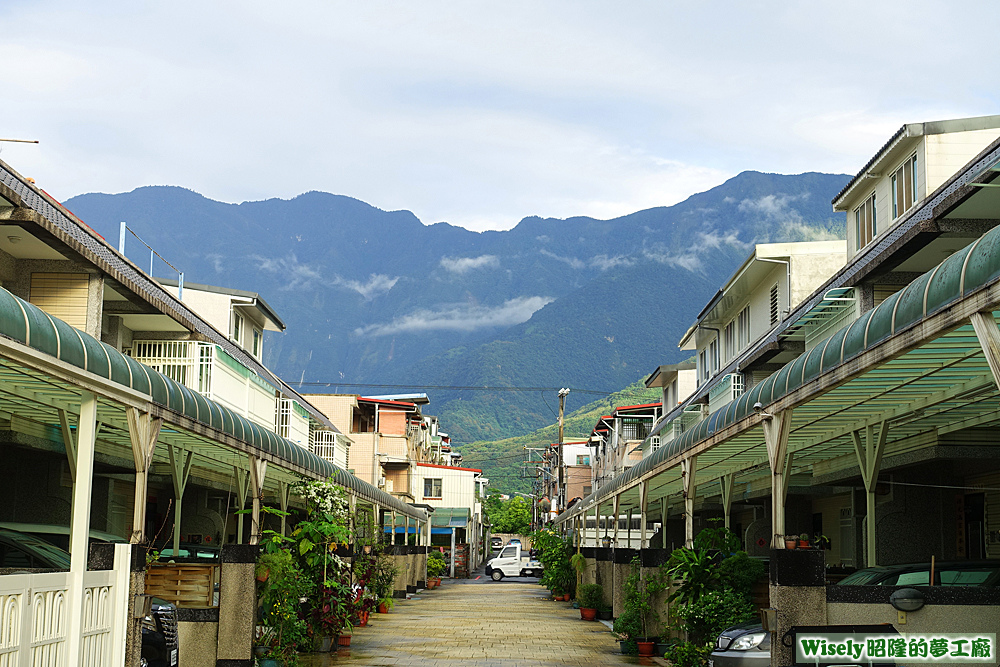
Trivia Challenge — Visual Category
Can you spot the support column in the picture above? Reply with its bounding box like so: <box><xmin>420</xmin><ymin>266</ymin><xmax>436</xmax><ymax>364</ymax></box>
<box><xmin>248</xmin><ymin>455</ymin><xmax>267</xmax><ymax>545</ymax></box>
<box><xmin>721</xmin><ymin>473</ymin><xmax>735</xmax><ymax>530</ymax></box>
<box><xmin>971</xmin><ymin>311</ymin><xmax>1000</xmax><ymax>388</ymax></box>
<box><xmin>594</xmin><ymin>502</ymin><xmax>601</xmax><ymax>547</ymax></box>
<box><xmin>235</xmin><ymin>466</ymin><xmax>250</xmax><ymax>544</ymax></box>
<box><xmin>682</xmin><ymin>456</ymin><xmax>697</xmax><ymax>548</ymax></box>
<box><xmin>852</xmin><ymin>421</ymin><xmax>888</xmax><ymax>568</ymax></box>
<box><xmin>639</xmin><ymin>481</ymin><xmax>648</xmax><ymax>549</ymax></box>
<box><xmin>449</xmin><ymin>527</ymin><xmax>456</xmax><ymax>578</ymax></box>
<box><xmin>762</xmin><ymin>409</ymin><xmax>793</xmax><ymax>549</ymax></box>
<box><xmin>64</xmin><ymin>391</ymin><xmax>98</xmax><ymax>664</ymax></box>
<box><xmin>168</xmin><ymin>444</ymin><xmax>193</xmax><ymax>557</ymax></box>
<box><xmin>391</xmin><ymin>511</ymin><xmax>398</xmax><ymax>546</ymax></box>
<box><xmin>277</xmin><ymin>481</ymin><xmax>290</xmax><ymax>536</ymax></box>
<box><xmin>613</xmin><ymin>494</ymin><xmax>621</xmax><ymax>548</ymax></box>
<box><xmin>660</xmin><ymin>497</ymin><xmax>668</xmax><ymax>549</ymax></box>
<box><xmin>127</xmin><ymin>408</ymin><xmax>161</xmax><ymax>544</ymax></box>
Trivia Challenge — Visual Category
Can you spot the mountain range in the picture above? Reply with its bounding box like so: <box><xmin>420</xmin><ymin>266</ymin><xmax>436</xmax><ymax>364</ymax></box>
<box><xmin>64</xmin><ymin>170</ymin><xmax>850</xmax><ymax>446</ymax></box>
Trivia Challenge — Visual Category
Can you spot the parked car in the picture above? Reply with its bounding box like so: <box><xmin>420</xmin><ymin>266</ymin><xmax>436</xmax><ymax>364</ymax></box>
<box><xmin>0</xmin><ymin>527</ymin><xmax>72</xmax><ymax>569</ymax></box>
<box><xmin>507</xmin><ymin>538</ymin><xmax>522</xmax><ymax>547</ymax></box>
<box><xmin>0</xmin><ymin>527</ymin><xmax>178</xmax><ymax>665</ymax></box>
<box><xmin>490</xmin><ymin>537</ymin><xmax>504</xmax><ymax>551</ymax></box>
<box><xmin>710</xmin><ymin>560</ymin><xmax>1000</xmax><ymax>666</ymax></box>
<box><xmin>485</xmin><ymin>543</ymin><xmax>543</xmax><ymax>580</ymax></box>
<box><xmin>0</xmin><ymin>521</ymin><xmax>127</xmax><ymax>552</ymax></box>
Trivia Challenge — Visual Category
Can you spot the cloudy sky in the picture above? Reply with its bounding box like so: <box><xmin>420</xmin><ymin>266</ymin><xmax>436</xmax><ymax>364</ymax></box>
<box><xmin>1</xmin><ymin>1</ymin><xmax>996</xmax><ymax>231</ymax></box>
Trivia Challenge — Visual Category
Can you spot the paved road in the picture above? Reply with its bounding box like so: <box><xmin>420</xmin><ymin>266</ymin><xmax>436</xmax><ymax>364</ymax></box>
<box><xmin>300</xmin><ymin>579</ymin><xmax>641</xmax><ymax>667</ymax></box>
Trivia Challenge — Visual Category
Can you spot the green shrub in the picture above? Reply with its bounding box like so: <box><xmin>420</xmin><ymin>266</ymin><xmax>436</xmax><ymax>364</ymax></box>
<box><xmin>577</xmin><ymin>583</ymin><xmax>604</xmax><ymax>610</ymax></box>
<box><xmin>717</xmin><ymin>551</ymin><xmax>765</xmax><ymax>601</ymax></box>
<box><xmin>664</xmin><ymin>641</ymin><xmax>712</xmax><ymax>667</ymax></box>
<box><xmin>426</xmin><ymin>551</ymin><xmax>447</xmax><ymax>578</ymax></box>
<box><xmin>612</xmin><ymin>607</ymin><xmax>642</xmax><ymax>654</ymax></box>
<box><xmin>672</xmin><ymin>588</ymin><xmax>756</xmax><ymax>645</ymax></box>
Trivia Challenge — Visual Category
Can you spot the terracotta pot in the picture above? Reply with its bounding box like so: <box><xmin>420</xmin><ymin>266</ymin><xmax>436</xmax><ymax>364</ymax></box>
<box><xmin>255</xmin><ymin>568</ymin><xmax>269</xmax><ymax>583</ymax></box>
<box><xmin>637</xmin><ymin>641</ymin><xmax>656</xmax><ymax>656</ymax></box>
<box><xmin>580</xmin><ymin>608</ymin><xmax>597</xmax><ymax>621</ymax></box>
<box><xmin>784</xmin><ymin>539</ymin><xmax>797</xmax><ymax>550</ymax></box>
<box><xmin>337</xmin><ymin>634</ymin><xmax>351</xmax><ymax>647</ymax></box>
<box><xmin>378</xmin><ymin>602</ymin><xmax>390</xmax><ymax>614</ymax></box>
<box><xmin>358</xmin><ymin>611</ymin><xmax>369</xmax><ymax>627</ymax></box>
<box><xmin>563</xmin><ymin>594</ymin><xmax>571</xmax><ymax>601</ymax></box>
<box><xmin>798</xmin><ymin>540</ymin><xmax>810</xmax><ymax>549</ymax></box>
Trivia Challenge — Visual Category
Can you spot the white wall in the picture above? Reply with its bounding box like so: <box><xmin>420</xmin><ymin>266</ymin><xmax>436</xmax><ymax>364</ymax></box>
<box><xmin>415</xmin><ymin>465</ymin><xmax>477</xmax><ymax>510</ymax></box>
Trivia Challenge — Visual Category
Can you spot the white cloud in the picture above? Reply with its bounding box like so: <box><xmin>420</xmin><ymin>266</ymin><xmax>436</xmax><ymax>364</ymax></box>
<box><xmin>643</xmin><ymin>229</ymin><xmax>748</xmax><ymax>273</ymax></box>
<box><xmin>331</xmin><ymin>274</ymin><xmax>399</xmax><ymax>300</ymax></box>
<box><xmin>1</xmin><ymin>1</ymin><xmax>993</xmax><ymax>232</ymax></box>
<box><xmin>250</xmin><ymin>253</ymin><xmax>323</xmax><ymax>289</ymax></box>
<box><xmin>540</xmin><ymin>249</ymin><xmax>586</xmax><ymax>269</ymax></box>
<box><xmin>440</xmin><ymin>254</ymin><xmax>500</xmax><ymax>274</ymax></box>
<box><xmin>737</xmin><ymin>193</ymin><xmax>809</xmax><ymax>221</ymax></box>
<box><xmin>589</xmin><ymin>254</ymin><xmax>635</xmax><ymax>271</ymax></box>
<box><xmin>777</xmin><ymin>221</ymin><xmax>843</xmax><ymax>242</ymax></box>
<box><xmin>355</xmin><ymin>296</ymin><xmax>553</xmax><ymax>336</ymax></box>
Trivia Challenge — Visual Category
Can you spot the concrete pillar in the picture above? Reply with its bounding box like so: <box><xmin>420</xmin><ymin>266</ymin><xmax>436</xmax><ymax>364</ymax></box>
<box><xmin>613</xmin><ymin>494</ymin><xmax>620</xmax><ymax>548</ymax></box>
<box><xmin>127</xmin><ymin>408</ymin><xmax>161</xmax><ymax>544</ymax></box>
<box><xmin>277</xmin><ymin>481</ymin><xmax>290</xmax><ymax>536</ymax></box>
<box><xmin>682</xmin><ymin>456</ymin><xmax>697</xmax><ymax>548</ymax></box>
<box><xmin>721</xmin><ymin>473</ymin><xmax>734</xmax><ymax>530</ymax></box>
<box><xmin>763</xmin><ymin>409</ymin><xmax>792</xmax><ymax>549</ymax></box>
<box><xmin>852</xmin><ymin>422</ymin><xmax>888</xmax><ymax>567</ymax></box>
<box><xmin>449</xmin><ymin>527</ymin><xmax>457</xmax><ymax>578</ymax></box>
<box><xmin>65</xmin><ymin>391</ymin><xmax>97</xmax><ymax>663</ymax></box>
<box><xmin>248</xmin><ymin>455</ymin><xmax>267</xmax><ymax>545</ymax></box>
<box><xmin>235</xmin><ymin>466</ymin><xmax>250</xmax><ymax>544</ymax></box>
<box><xmin>169</xmin><ymin>444</ymin><xmax>194</xmax><ymax>556</ymax></box>
<box><xmin>639</xmin><ymin>481</ymin><xmax>648</xmax><ymax>549</ymax></box>
<box><xmin>217</xmin><ymin>544</ymin><xmax>260</xmax><ymax>664</ymax></box>
<box><xmin>769</xmin><ymin>549</ymin><xmax>827</xmax><ymax>666</ymax></box>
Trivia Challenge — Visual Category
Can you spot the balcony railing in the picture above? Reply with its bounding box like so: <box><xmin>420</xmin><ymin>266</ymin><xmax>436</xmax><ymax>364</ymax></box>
<box><xmin>621</xmin><ymin>418</ymin><xmax>652</xmax><ymax>442</ymax></box>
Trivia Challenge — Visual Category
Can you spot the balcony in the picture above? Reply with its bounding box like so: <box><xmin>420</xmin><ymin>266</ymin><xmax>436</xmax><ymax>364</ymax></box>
<box><xmin>130</xmin><ymin>340</ymin><xmax>307</xmax><ymax>442</ymax></box>
<box><xmin>620</xmin><ymin>417</ymin><xmax>652</xmax><ymax>442</ymax></box>
<box><xmin>707</xmin><ymin>372</ymin><xmax>744</xmax><ymax>413</ymax></box>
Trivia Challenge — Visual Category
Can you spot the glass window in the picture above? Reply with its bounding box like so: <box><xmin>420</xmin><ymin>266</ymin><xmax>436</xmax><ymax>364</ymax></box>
<box><xmin>891</xmin><ymin>154</ymin><xmax>918</xmax><ymax>220</ymax></box>
<box><xmin>500</xmin><ymin>546</ymin><xmax>517</xmax><ymax>558</ymax></box>
<box><xmin>231</xmin><ymin>310</ymin><xmax>244</xmax><ymax>344</ymax></box>
<box><xmin>423</xmin><ymin>478</ymin><xmax>442</xmax><ymax>498</ymax></box>
<box><xmin>576</xmin><ymin>455</ymin><xmax>590</xmax><ymax>465</ymax></box>
<box><xmin>770</xmin><ymin>284</ymin><xmax>779</xmax><ymax>325</ymax></box>
<box><xmin>854</xmin><ymin>192</ymin><xmax>877</xmax><ymax>251</ymax></box>
<box><xmin>252</xmin><ymin>327</ymin><xmax>263</xmax><ymax>357</ymax></box>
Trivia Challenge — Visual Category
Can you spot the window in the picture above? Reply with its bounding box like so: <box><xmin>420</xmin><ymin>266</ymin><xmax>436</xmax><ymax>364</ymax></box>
<box><xmin>736</xmin><ymin>305</ymin><xmax>750</xmax><ymax>350</ymax></box>
<box><xmin>423</xmin><ymin>478</ymin><xmax>442</xmax><ymax>498</ymax></box>
<box><xmin>891</xmin><ymin>154</ymin><xmax>917</xmax><ymax>220</ymax></box>
<box><xmin>770</xmin><ymin>284</ymin><xmax>779</xmax><ymax>326</ymax></box>
<box><xmin>231</xmin><ymin>310</ymin><xmax>244</xmax><ymax>344</ymax></box>
<box><xmin>724</xmin><ymin>320</ymin><xmax>735</xmax><ymax>360</ymax></box>
<box><xmin>854</xmin><ymin>192</ymin><xmax>877</xmax><ymax>251</ymax></box>
<box><xmin>576</xmin><ymin>455</ymin><xmax>590</xmax><ymax>465</ymax></box>
<box><xmin>252</xmin><ymin>327</ymin><xmax>262</xmax><ymax>358</ymax></box>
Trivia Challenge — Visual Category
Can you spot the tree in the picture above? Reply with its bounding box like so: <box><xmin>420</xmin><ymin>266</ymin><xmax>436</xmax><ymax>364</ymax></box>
<box><xmin>484</xmin><ymin>495</ymin><xmax>532</xmax><ymax>534</ymax></box>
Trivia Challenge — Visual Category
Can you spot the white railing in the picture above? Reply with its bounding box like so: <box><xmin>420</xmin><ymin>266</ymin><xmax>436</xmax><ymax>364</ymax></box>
<box><xmin>0</xmin><ymin>545</ymin><xmax>129</xmax><ymax>667</ymax></box>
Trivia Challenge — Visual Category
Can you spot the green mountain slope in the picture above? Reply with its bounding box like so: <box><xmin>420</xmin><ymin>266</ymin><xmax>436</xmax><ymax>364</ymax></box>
<box><xmin>456</xmin><ymin>379</ymin><xmax>662</xmax><ymax>494</ymax></box>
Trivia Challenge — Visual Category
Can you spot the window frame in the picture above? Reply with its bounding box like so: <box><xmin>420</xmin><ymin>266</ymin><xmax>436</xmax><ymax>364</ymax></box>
<box><xmin>891</xmin><ymin>153</ymin><xmax>918</xmax><ymax>221</ymax></box>
<box><xmin>252</xmin><ymin>326</ymin><xmax>263</xmax><ymax>358</ymax></box>
<box><xmin>423</xmin><ymin>477</ymin><xmax>443</xmax><ymax>498</ymax></box>
<box><xmin>231</xmin><ymin>309</ymin><xmax>244</xmax><ymax>345</ymax></box>
<box><xmin>854</xmin><ymin>191</ymin><xmax>877</xmax><ymax>251</ymax></box>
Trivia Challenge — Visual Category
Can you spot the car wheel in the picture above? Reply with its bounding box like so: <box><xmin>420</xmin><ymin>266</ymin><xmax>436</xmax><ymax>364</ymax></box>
<box><xmin>491</xmin><ymin>570</ymin><xmax>503</xmax><ymax>581</ymax></box>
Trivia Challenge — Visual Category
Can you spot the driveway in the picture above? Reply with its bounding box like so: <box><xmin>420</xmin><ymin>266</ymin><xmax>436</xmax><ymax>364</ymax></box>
<box><xmin>300</xmin><ymin>579</ymin><xmax>635</xmax><ymax>666</ymax></box>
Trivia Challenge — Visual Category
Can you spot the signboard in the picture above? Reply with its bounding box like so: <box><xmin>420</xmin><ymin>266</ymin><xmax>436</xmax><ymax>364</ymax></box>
<box><xmin>791</xmin><ymin>626</ymin><xmax>996</xmax><ymax>666</ymax></box>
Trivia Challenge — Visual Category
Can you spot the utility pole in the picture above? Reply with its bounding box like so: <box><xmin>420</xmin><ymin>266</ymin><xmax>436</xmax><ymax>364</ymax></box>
<box><xmin>556</xmin><ymin>387</ymin><xmax>570</xmax><ymax>512</ymax></box>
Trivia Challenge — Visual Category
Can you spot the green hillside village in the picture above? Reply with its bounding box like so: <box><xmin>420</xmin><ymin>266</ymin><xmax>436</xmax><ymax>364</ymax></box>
<box><xmin>5</xmin><ymin>114</ymin><xmax>1000</xmax><ymax>666</ymax></box>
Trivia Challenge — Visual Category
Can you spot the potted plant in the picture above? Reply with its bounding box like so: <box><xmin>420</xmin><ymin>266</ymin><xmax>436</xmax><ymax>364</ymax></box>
<box><xmin>798</xmin><ymin>533</ymin><xmax>810</xmax><ymax>549</ymax></box>
<box><xmin>377</xmin><ymin>595</ymin><xmax>395</xmax><ymax>613</ymax></box>
<box><xmin>813</xmin><ymin>533</ymin><xmax>831</xmax><ymax>550</ymax></box>
<box><xmin>597</xmin><ymin>602</ymin><xmax>613</xmax><ymax>621</ymax></box>
<box><xmin>614</xmin><ymin>555</ymin><xmax>667</xmax><ymax>656</ymax></box>
<box><xmin>256</xmin><ymin>549</ymin><xmax>312</xmax><ymax>666</ymax></box>
<box><xmin>784</xmin><ymin>534</ymin><xmax>798</xmax><ymax>550</ymax></box>
<box><xmin>577</xmin><ymin>583</ymin><xmax>603</xmax><ymax>621</ymax></box>
<box><xmin>427</xmin><ymin>551</ymin><xmax>447</xmax><ymax>587</ymax></box>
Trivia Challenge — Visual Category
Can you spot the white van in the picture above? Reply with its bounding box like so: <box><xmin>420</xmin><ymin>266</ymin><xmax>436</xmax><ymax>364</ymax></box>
<box><xmin>485</xmin><ymin>543</ymin><xmax>543</xmax><ymax>580</ymax></box>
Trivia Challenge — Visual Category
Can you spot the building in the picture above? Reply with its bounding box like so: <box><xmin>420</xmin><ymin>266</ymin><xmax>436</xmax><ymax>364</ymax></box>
<box><xmin>588</xmin><ymin>403</ymin><xmax>663</xmax><ymax>493</ymax></box>
<box><xmin>0</xmin><ymin>159</ymin><xmax>430</xmax><ymax>665</ymax></box>
<box><xmin>412</xmin><ymin>462</ymin><xmax>488</xmax><ymax>577</ymax></box>
<box><xmin>557</xmin><ymin>116</ymin><xmax>1000</xmax><ymax>657</ymax></box>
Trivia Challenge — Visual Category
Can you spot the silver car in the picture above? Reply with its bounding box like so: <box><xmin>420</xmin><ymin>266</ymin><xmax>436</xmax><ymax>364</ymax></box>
<box><xmin>709</xmin><ymin>623</ymin><xmax>770</xmax><ymax>667</ymax></box>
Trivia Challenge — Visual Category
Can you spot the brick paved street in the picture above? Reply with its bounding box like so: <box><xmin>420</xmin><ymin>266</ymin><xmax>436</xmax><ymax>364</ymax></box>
<box><xmin>300</xmin><ymin>579</ymin><xmax>644</xmax><ymax>667</ymax></box>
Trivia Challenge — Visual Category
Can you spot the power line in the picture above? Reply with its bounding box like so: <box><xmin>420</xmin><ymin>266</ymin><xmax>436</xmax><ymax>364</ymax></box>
<box><xmin>289</xmin><ymin>381</ymin><xmax>611</xmax><ymax>395</ymax></box>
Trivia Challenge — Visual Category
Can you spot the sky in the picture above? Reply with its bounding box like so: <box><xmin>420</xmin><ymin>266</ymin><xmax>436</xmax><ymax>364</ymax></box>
<box><xmin>1</xmin><ymin>1</ymin><xmax>997</xmax><ymax>232</ymax></box>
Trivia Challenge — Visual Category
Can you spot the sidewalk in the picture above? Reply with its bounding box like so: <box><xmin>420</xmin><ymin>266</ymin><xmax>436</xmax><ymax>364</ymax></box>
<box><xmin>300</xmin><ymin>579</ymin><xmax>637</xmax><ymax>666</ymax></box>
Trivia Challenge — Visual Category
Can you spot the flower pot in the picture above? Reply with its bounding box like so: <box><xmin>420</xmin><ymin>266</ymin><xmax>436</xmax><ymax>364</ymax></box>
<box><xmin>358</xmin><ymin>611</ymin><xmax>369</xmax><ymax>627</ymax></box>
<box><xmin>337</xmin><ymin>634</ymin><xmax>351</xmax><ymax>647</ymax></box>
<box><xmin>580</xmin><ymin>607</ymin><xmax>597</xmax><ymax>621</ymax></box>
<box><xmin>785</xmin><ymin>539</ymin><xmax>797</xmax><ymax>550</ymax></box>
<box><xmin>798</xmin><ymin>540</ymin><xmax>810</xmax><ymax>549</ymax></box>
<box><xmin>597</xmin><ymin>609</ymin><xmax>613</xmax><ymax>621</ymax></box>
<box><xmin>637</xmin><ymin>640</ymin><xmax>656</xmax><ymax>656</ymax></box>
<box><xmin>378</xmin><ymin>602</ymin><xmax>390</xmax><ymax>614</ymax></box>
<box><xmin>656</xmin><ymin>642</ymin><xmax>671</xmax><ymax>657</ymax></box>
<box><xmin>255</xmin><ymin>568</ymin><xmax>269</xmax><ymax>583</ymax></box>
<box><xmin>315</xmin><ymin>635</ymin><xmax>333</xmax><ymax>652</ymax></box>
<box><xmin>563</xmin><ymin>594</ymin><xmax>571</xmax><ymax>601</ymax></box>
